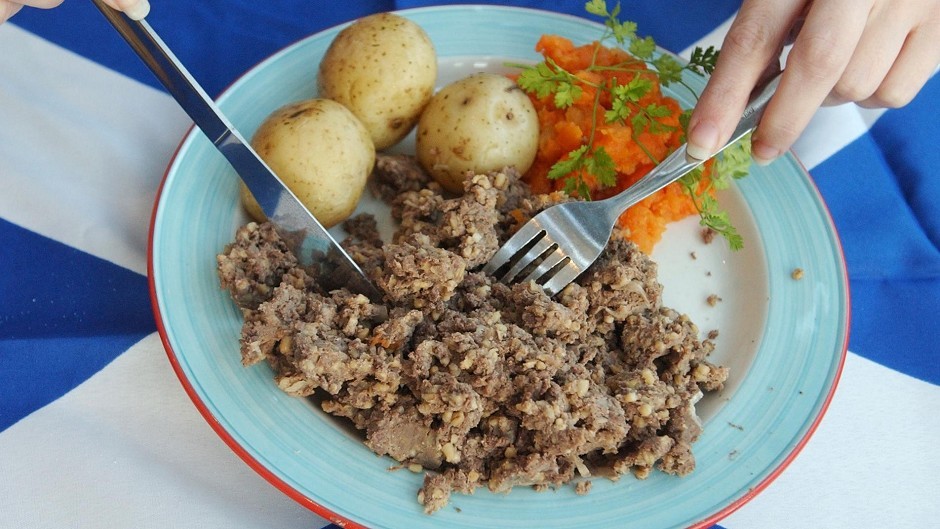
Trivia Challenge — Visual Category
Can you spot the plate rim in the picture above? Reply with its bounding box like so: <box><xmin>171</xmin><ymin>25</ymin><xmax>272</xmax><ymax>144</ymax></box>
<box><xmin>147</xmin><ymin>5</ymin><xmax>850</xmax><ymax>528</ymax></box>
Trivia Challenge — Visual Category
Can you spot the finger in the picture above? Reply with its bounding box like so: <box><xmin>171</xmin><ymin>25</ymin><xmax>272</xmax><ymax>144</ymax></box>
<box><xmin>100</xmin><ymin>0</ymin><xmax>151</xmax><ymax>20</ymax></box>
<box><xmin>13</xmin><ymin>0</ymin><xmax>62</xmax><ymax>8</ymax></box>
<box><xmin>825</xmin><ymin>3</ymin><xmax>912</xmax><ymax>106</ymax></box>
<box><xmin>784</xmin><ymin>2</ymin><xmax>812</xmax><ymax>44</ymax></box>
<box><xmin>686</xmin><ymin>0</ymin><xmax>807</xmax><ymax>160</ymax></box>
<box><xmin>0</xmin><ymin>2</ymin><xmax>24</xmax><ymax>24</ymax></box>
<box><xmin>860</xmin><ymin>12</ymin><xmax>940</xmax><ymax>108</ymax></box>
<box><xmin>750</xmin><ymin>0</ymin><xmax>872</xmax><ymax>164</ymax></box>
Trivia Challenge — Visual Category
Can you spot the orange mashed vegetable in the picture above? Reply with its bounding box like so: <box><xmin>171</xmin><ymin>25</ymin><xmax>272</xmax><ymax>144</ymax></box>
<box><xmin>522</xmin><ymin>35</ymin><xmax>711</xmax><ymax>254</ymax></box>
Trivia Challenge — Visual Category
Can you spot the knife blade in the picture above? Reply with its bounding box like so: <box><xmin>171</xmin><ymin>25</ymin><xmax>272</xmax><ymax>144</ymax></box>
<box><xmin>92</xmin><ymin>0</ymin><xmax>385</xmax><ymax>302</ymax></box>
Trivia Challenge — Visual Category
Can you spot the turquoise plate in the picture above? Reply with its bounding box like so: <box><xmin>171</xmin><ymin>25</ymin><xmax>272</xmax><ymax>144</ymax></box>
<box><xmin>150</xmin><ymin>6</ymin><xmax>848</xmax><ymax>529</ymax></box>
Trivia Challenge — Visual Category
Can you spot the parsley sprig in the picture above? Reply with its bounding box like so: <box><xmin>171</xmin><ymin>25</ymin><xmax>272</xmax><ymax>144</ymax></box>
<box><xmin>678</xmin><ymin>133</ymin><xmax>752</xmax><ymax>251</ymax></box>
<box><xmin>515</xmin><ymin>0</ymin><xmax>751</xmax><ymax>250</ymax></box>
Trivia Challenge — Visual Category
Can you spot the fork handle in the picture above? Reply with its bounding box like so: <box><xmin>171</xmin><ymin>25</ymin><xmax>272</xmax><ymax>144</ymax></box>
<box><xmin>605</xmin><ymin>72</ymin><xmax>782</xmax><ymax>218</ymax></box>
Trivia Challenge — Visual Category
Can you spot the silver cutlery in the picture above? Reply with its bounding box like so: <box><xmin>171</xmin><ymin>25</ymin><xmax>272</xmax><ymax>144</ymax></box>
<box><xmin>92</xmin><ymin>0</ymin><xmax>384</xmax><ymax>302</ymax></box>
<box><xmin>483</xmin><ymin>72</ymin><xmax>782</xmax><ymax>297</ymax></box>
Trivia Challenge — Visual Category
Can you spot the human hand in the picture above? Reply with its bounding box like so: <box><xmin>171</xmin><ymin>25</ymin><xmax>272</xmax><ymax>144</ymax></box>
<box><xmin>686</xmin><ymin>0</ymin><xmax>940</xmax><ymax>165</ymax></box>
<box><xmin>1</xmin><ymin>0</ymin><xmax>150</xmax><ymax>24</ymax></box>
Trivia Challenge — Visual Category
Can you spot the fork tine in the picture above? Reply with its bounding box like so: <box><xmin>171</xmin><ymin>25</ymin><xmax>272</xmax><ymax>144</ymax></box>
<box><xmin>519</xmin><ymin>248</ymin><xmax>567</xmax><ymax>285</ymax></box>
<box><xmin>482</xmin><ymin>221</ymin><xmax>543</xmax><ymax>276</ymax></box>
<box><xmin>501</xmin><ymin>235</ymin><xmax>554</xmax><ymax>283</ymax></box>
<box><xmin>540</xmin><ymin>260</ymin><xmax>584</xmax><ymax>297</ymax></box>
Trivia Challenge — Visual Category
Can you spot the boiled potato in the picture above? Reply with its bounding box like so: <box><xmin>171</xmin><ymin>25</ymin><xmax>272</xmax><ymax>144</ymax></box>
<box><xmin>416</xmin><ymin>73</ymin><xmax>539</xmax><ymax>193</ymax></box>
<box><xmin>318</xmin><ymin>12</ymin><xmax>437</xmax><ymax>150</ymax></box>
<box><xmin>241</xmin><ymin>98</ymin><xmax>374</xmax><ymax>228</ymax></box>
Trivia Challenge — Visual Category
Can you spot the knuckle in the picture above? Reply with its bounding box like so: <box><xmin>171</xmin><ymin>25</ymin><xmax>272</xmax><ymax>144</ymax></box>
<box><xmin>832</xmin><ymin>76</ymin><xmax>877</xmax><ymax>103</ymax></box>
<box><xmin>789</xmin><ymin>34</ymin><xmax>845</xmax><ymax>83</ymax></box>
<box><xmin>871</xmin><ymin>82</ymin><xmax>916</xmax><ymax>108</ymax></box>
<box><xmin>724</xmin><ymin>15</ymin><xmax>777</xmax><ymax>56</ymax></box>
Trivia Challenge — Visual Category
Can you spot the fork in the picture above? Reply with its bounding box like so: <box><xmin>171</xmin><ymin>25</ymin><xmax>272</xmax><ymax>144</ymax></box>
<box><xmin>483</xmin><ymin>72</ymin><xmax>782</xmax><ymax>297</ymax></box>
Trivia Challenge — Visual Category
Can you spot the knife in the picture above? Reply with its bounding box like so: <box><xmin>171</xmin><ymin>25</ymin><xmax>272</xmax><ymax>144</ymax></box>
<box><xmin>91</xmin><ymin>0</ymin><xmax>385</xmax><ymax>302</ymax></box>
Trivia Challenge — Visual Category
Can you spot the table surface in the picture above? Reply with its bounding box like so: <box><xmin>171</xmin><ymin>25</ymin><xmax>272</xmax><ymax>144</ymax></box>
<box><xmin>1</xmin><ymin>1</ymin><xmax>938</xmax><ymax>528</ymax></box>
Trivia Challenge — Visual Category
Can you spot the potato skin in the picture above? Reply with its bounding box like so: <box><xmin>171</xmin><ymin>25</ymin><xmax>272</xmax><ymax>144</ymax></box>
<box><xmin>318</xmin><ymin>12</ymin><xmax>437</xmax><ymax>151</ymax></box>
<box><xmin>416</xmin><ymin>73</ymin><xmax>539</xmax><ymax>193</ymax></box>
<box><xmin>241</xmin><ymin>98</ymin><xmax>375</xmax><ymax>228</ymax></box>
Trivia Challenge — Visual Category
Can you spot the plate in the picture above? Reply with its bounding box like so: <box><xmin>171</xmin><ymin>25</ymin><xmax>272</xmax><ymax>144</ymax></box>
<box><xmin>149</xmin><ymin>6</ymin><xmax>848</xmax><ymax>529</ymax></box>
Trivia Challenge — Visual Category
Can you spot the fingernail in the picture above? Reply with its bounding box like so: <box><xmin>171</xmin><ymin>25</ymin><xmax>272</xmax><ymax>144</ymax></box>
<box><xmin>124</xmin><ymin>0</ymin><xmax>150</xmax><ymax>20</ymax></box>
<box><xmin>686</xmin><ymin>121</ymin><xmax>719</xmax><ymax>160</ymax></box>
<box><xmin>751</xmin><ymin>141</ymin><xmax>782</xmax><ymax>166</ymax></box>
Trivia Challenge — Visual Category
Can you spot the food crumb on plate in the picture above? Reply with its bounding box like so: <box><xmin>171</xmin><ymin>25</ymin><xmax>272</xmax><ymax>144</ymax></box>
<box><xmin>575</xmin><ymin>480</ymin><xmax>592</xmax><ymax>495</ymax></box>
<box><xmin>701</xmin><ymin>228</ymin><xmax>716</xmax><ymax>244</ymax></box>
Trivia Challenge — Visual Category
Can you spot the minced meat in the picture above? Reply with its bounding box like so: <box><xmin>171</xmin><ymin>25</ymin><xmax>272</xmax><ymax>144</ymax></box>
<box><xmin>217</xmin><ymin>156</ymin><xmax>728</xmax><ymax>513</ymax></box>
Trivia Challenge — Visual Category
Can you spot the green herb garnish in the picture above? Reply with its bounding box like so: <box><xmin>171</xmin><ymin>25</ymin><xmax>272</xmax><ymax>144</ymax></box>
<box><xmin>514</xmin><ymin>0</ymin><xmax>751</xmax><ymax>250</ymax></box>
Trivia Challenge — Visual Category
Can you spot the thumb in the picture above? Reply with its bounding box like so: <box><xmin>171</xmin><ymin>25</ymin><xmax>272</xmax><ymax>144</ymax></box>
<box><xmin>103</xmin><ymin>0</ymin><xmax>150</xmax><ymax>20</ymax></box>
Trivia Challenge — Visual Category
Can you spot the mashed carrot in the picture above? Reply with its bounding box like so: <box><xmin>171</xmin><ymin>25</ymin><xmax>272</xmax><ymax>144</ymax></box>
<box><xmin>522</xmin><ymin>35</ymin><xmax>710</xmax><ymax>254</ymax></box>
